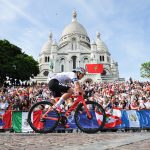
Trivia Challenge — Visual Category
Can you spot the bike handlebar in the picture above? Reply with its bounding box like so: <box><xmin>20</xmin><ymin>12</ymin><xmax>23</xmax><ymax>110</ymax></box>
<box><xmin>71</xmin><ymin>94</ymin><xmax>83</xmax><ymax>99</ymax></box>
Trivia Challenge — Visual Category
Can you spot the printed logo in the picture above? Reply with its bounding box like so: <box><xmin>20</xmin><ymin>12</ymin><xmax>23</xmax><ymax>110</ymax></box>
<box><xmin>129</xmin><ymin>114</ymin><xmax>137</xmax><ymax>121</ymax></box>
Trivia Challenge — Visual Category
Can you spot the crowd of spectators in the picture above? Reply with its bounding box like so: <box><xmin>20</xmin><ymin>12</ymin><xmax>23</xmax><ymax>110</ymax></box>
<box><xmin>0</xmin><ymin>79</ymin><xmax>150</xmax><ymax>115</ymax></box>
<box><xmin>83</xmin><ymin>80</ymin><xmax>150</xmax><ymax>110</ymax></box>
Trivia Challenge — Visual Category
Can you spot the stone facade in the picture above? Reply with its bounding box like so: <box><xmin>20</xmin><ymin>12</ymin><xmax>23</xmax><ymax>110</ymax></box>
<box><xmin>34</xmin><ymin>11</ymin><xmax>123</xmax><ymax>83</ymax></box>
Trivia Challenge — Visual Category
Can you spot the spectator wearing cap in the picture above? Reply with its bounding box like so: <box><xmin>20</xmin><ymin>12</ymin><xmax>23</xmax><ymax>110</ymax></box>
<box><xmin>0</xmin><ymin>96</ymin><xmax>9</xmax><ymax>115</ymax></box>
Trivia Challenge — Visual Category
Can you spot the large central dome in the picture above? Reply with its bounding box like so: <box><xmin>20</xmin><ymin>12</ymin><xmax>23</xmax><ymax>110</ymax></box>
<box><xmin>61</xmin><ymin>11</ymin><xmax>88</xmax><ymax>37</ymax></box>
<box><xmin>59</xmin><ymin>11</ymin><xmax>90</xmax><ymax>48</ymax></box>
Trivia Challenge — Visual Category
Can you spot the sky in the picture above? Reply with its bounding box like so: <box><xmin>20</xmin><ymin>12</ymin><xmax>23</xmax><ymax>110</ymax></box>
<box><xmin>0</xmin><ymin>0</ymin><xmax>150</xmax><ymax>81</ymax></box>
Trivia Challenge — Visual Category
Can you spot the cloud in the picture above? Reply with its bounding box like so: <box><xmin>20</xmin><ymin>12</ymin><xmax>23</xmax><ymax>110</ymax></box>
<box><xmin>13</xmin><ymin>27</ymin><xmax>49</xmax><ymax>59</ymax></box>
<box><xmin>0</xmin><ymin>0</ymin><xmax>46</xmax><ymax>29</ymax></box>
<box><xmin>76</xmin><ymin>0</ymin><xmax>97</xmax><ymax>19</ymax></box>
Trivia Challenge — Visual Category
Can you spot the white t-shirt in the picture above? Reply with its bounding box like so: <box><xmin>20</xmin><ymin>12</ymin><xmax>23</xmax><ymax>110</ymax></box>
<box><xmin>48</xmin><ymin>72</ymin><xmax>78</xmax><ymax>84</ymax></box>
<box><xmin>144</xmin><ymin>101</ymin><xmax>150</xmax><ymax>109</ymax></box>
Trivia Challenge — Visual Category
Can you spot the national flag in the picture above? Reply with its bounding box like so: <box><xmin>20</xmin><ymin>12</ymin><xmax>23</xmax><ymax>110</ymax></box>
<box><xmin>126</xmin><ymin>110</ymin><xmax>140</xmax><ymax>127</ymax></box>
<box><xmin>112</xmin><ymin>108</ymin><xmax>122</xmax><ymax>126</ymax></box>
<box><xmin>2</xmin><ymin>110</ymin><xmax>12</xmax><ymax>129</ymax></box>
<box><xmin>86</xmin><ymin>64</ymin><xmax>103</xmax><ymax>73</ymax></box>
<box><xmin>95</xmin><ymin>109</ymin><xmax>122</xmax><ymax>128</ymax></box>
<box><xmin>104</xmin><ymin>113</ymin><xmax>116</xmax><ymax>128</ymax></box>
<box><xmin>95</xmin><ymin>111</ymin><xmax>104</xmax><ymax>125</ymax></box>
<box><xmin>33</xmin><ymin>110</ymin><xmax>44</xmax><ymax>130</ymax></box>
<box><xmin>12</xmin><ymin>111</ymin><xmax>33</xmax><ymax>133</ymax></box>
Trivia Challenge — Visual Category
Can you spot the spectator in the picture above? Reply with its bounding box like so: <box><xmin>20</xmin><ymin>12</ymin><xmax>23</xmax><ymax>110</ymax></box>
<box><xmin>0</xmin><ymin>96</ymin><xmax>9</xmax><ymax>115</ymax></box>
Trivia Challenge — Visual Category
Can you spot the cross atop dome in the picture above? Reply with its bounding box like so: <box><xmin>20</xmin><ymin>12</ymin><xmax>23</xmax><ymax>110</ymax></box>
<box><xmin>72</xmin><ymin>10</ymin><xmax>77</xmax><ymax>22</ymax></box>
<box><xmin>49</xmin><ymin>32</ymin><xmax>53</xmax><ymax>40</ymax></box>
<box><xmin>96</xmin><ymin>32</ymin><xmax>101</xmax><ymax>40</ymax></box>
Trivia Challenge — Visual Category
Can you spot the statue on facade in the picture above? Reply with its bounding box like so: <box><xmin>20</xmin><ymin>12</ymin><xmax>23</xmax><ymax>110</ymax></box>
<box><xmin>49</xmin><ymin>59</ymin><xmax>54</xmax><ymax>72</ymax></box>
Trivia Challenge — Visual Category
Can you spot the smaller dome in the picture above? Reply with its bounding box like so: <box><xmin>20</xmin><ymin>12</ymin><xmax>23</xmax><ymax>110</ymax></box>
<box><xmin>96</xmin><ymin>32</ymin><xmax>109</xmax><ymax>52</ymax></box>
<box><xmin>99</xmin><ymin>41</ymin><xmax>109</xmax><ymax>52</ymax></box>
<box><xmin>41</xmin><ymin>33</ymin><xmax>53</xmax><ymax>53</ymax></box>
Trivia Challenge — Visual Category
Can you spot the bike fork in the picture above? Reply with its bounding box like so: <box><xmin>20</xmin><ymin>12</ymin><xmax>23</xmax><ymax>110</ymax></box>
<box><xmin>82</xmin><ymin>101</ymin><xmax>92</xmax><ymax>119</ymax></box>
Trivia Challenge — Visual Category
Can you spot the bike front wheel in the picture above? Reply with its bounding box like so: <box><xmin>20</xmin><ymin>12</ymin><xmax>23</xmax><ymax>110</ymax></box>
<box><xmin>74</xmin><ymin>101</ymin><xmax>106</xmax><ymax>133</ymax></box>
<box><xmin>28</xmin><ymin>101</ymin><xmax>60</xmax><ymax>133</ymax></box>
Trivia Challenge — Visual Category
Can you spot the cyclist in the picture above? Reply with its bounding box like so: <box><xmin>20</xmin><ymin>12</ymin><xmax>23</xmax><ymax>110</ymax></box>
<box><xmin>48</xmin><ymin>67</ymin><xmax>86</xmax><ymax>110</ymax></box>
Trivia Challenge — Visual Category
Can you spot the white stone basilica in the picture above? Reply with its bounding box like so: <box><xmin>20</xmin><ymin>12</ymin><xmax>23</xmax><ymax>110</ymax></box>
<box><xmin>34</xmin><ymin>11</ymin><xmax>124</xmax><ymax>83</ymax></box>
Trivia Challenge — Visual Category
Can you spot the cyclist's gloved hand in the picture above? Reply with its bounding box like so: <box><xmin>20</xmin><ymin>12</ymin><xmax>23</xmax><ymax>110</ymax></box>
<box><xmin>79</xmin><ymin>92</ymin><xmax>82</xmax><ymax>95</ymax></box>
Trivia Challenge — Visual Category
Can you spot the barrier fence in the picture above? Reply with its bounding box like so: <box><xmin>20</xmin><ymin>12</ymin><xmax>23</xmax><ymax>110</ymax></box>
<box><xmin>0</xmin><ymin>109</ymin><xmax>150</xmax><ymax>132</ymax></box>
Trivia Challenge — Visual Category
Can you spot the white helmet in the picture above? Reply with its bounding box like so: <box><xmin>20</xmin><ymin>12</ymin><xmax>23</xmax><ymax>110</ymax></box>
<box><xmin>73</xmin><ymin>67</ymin><xmax>86</xmax><ymax>75</ymax></box>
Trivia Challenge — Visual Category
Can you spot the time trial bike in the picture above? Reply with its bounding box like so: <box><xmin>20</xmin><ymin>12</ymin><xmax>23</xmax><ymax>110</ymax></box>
<box><xmin>28</xmin><ymin>94</ymin><xmax>106</xmax><ymax>134</ymax></box>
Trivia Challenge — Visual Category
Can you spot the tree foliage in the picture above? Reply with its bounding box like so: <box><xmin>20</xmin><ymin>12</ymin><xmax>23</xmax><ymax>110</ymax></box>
<box><xmin>0</xmin><ymin>39</ymin><xmax>39</xmax><ymax>85</ymax></box>
<box><xmin>140</xmin><ymin>61</ymin><xmax>150</xmax><ymax>78</ymax></box>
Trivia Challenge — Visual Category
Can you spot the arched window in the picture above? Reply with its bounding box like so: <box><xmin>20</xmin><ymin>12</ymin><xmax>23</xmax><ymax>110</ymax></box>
<box><xmin>100</xmin><ymin>56</ymin><xmax>102</xmax><ymax>61</ymax></box>
<box><xmin>100</xmin><ymin>56</ymin><xmax>105</xmax><ymax>61</ymax></box>
<box><xmin>60</xmin><ymin>58</ymin><xmax>65</xmax><ymax>72</ymax></box>
<box><xmin>47</xmin><ymin>56</ymin><xmax>50</xmax><ymax>62</ymax></box>
<box><xmin>61</xmin><ymin>65</ymin><xmax>64</xmax><ymax>72</ymax></box>
<box><xmin>71</xmin><ymin>56</ymin><xmax>77</xmax><ymax>69</ymax></box>
<box><xmin>45</xmin><ymin>57</ymin><xmax>47</xmax><ymax>62</ymax></box>
<box><xmin>84</xmin><ymin>58</ymin><xmax>88</xmax><ymax>68</ymax></box>
<box><xmin>103</xmin><ymin>56</ymin><xmax>105</xmax><ymax>61</ymax></box>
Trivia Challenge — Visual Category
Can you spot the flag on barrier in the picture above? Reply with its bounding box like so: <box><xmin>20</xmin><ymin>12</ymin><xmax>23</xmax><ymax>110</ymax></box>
<box><xmin>33</xmin><ymin>110</ymin><xmax>44</xmax><ymax>129</ymax></box>
<box><xmin>3</xmin><ymin>110</ymin><xmax>12</xmax><ymax>129</ymax></box>
<box><xmin>95</xmin><ymin>108</ymin><xmax>122</xmax><ymax>128</ymax></box>
<box><xmin>125</xmin><ymin>110</ymin><xmax>140</xmax><ymax>127</ymax></box>
<box><xmin>12</xmin><ymin>111</ymin><xmax>33</xmax><ymax>132</ymax></box>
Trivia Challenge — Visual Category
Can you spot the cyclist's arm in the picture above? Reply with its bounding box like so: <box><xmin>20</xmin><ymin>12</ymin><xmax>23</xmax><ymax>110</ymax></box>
<box><xmin>74</xmin><ymin>81</ymin><xmax>85</xmax><ymax>95</ymax></box>
<box><xmin>71</xmin><ymin>72</ymin><xmax>84</xmax><ymax>95</ymax></box>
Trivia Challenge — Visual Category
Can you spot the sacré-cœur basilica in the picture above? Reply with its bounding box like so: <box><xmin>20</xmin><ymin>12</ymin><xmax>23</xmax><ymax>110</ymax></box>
<box><xmin>34</xmin><ymin>10</ymin><xmax>124</xmax><ymax>83</ymax></box>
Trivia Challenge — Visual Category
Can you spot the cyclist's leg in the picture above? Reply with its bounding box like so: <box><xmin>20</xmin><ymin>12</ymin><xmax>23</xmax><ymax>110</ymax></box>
<box><xmin>48</xmin><ymin>79</ymin><xmax>62</xmax><ymax>110</ymax></box>
<box><xmin>48</xmin><ymin>79</ymin><xmax>73</xmax><ymax>109</ymax></box>
<box><xmin>54</xmin><ymin>86</ymin><xmax>73</xmax><ymax>108</ymax></box>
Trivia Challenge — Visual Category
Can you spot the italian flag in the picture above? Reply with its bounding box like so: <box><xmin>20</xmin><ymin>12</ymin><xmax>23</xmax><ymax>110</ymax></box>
<box><xmin>12</xmin><ymin>112</ymin><xmax>33</xmax><ymax>133</ymax></box>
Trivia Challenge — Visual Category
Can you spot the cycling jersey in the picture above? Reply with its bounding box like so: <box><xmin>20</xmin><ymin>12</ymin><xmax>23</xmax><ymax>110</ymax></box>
<box><xmin>48</xmin><ymin>72</ymin><xmax>78</xmax><ymax>84</ymax></box>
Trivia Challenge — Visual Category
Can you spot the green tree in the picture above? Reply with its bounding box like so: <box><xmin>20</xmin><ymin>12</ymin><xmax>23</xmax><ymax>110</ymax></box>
<box><xmin>140</xmin><ymin>61</ymin><xmax>150</xmax><ymax>78</ymax></box>
<box><xmin>0</xmin><ymin>39</ymin><xmax>39</xmax><ymax>86</ymax></box>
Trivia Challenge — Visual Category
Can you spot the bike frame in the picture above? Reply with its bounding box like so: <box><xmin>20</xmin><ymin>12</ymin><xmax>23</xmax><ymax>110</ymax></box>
<box><xmin>42</xmin><ymin>95</ymin><xmax>92</xmax><ymax>121</ymax></box>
